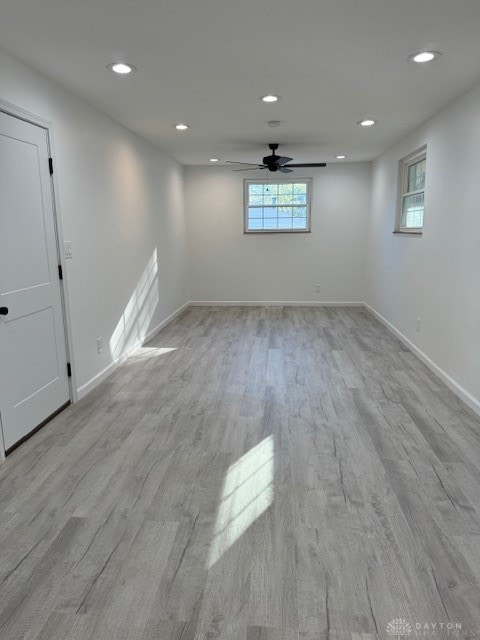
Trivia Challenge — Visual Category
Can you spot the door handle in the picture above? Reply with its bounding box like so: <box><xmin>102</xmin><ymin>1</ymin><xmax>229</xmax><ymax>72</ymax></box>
<box><xmin>0</xmin><ymin>307</ymin><xmax>8</xmax><ymax>315</ymax></box>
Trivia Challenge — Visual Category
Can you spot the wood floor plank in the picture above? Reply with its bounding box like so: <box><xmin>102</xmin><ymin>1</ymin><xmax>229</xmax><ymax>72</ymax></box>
<box><xmin>1</xmin><ymin>306</ymin><xmax>480</xmax><ymax>639</ymax></box>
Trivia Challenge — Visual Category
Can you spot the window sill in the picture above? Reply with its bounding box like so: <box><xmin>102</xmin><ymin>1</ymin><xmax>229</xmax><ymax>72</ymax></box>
<box><xmin>393</xmin><ymin>230</ymin><xmax>423</xmax><ymax>236</ymax></box>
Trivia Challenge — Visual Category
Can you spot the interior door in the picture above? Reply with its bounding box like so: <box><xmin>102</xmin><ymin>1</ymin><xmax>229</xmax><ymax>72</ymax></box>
<box><xmin>0</xmin><ymin>111</ymin><xmax>70</xmax><ymax>451</ymax></box>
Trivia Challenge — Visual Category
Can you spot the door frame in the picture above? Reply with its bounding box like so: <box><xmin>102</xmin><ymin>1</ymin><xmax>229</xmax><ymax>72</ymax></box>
<box><xmin>0</xmin><ymin>99</ymin><xmax>75</xmax><ymax>460</ymax></box>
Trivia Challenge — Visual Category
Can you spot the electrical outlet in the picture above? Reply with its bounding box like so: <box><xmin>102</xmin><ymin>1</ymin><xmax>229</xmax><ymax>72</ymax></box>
<box><xmin>64</xmin><ymin>241</ymin><xmax>73</xmax><ymax>259</ymax></box>
<box><xmin>416</xmin><ymin>318</ymin><xmax>421</xmax><ymax>332</ymax></box>
<box><xmin>315</xmin><ymin>284</ymin><xmax>321</xmax><ymax>292</ymax></box>
<box><xmin>97</xmin><ymin>338</ymin><xmax>103</xmax><ymax>353</ymax></box>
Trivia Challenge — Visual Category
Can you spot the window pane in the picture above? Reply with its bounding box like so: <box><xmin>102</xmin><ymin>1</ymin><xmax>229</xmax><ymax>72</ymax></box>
<box><xmin>263</xmin><ymin>218</ymin><xmax>277</xmax><ymax>229</ymax></box>
<box><xmin>407</xmin><ymin>158</ymin><xmax>426</xmax><ymax>192</ymax></box>
<box><xmin>263</xmin><ymin>195</ymin><xmax>275</xmax><ymax>206</ymax></box>
<box><xmin>248</xmin><ymin>207</ymin><xmax>262</xmax><ymax>218</ymax></box>
<box><xmin>249</xmin><ymin>194</ymin><xmax>263</xmax><ymax>206</ymax></box>
<box><xmin>293</xmin><ymin>206</ymin><xmax>307</xmax><ymax>218</ymax></box>
<box><xmin>293</xmin><ymin>183</ymin><xmax>307</xmax><ymax>194</ymax></box>
<box><xmin>263</xmin><ymin>184</ymin><xmax>277</xmax><ymax>196</ymax></box>
<box><xmin>248</xmin><ymin>218</ymin><xmax>263</xmax><ymax>230</ymax></box>
<box><xmin>402</xmin><ymin>192</ymin><xmax>424</xmax><ymax>228</ymax></box>
<box><xmin>249</xmin><ymin>184</ymin><xmax>263</xmax><ymax>196</ymax></box>
<box><xmin>263</xmin><ymin>206</ymin><xmax>277</xmax><ymax>218</ymax></box>
<box><xmin>293</xmin><ymin>193</ymin><xmax>307</xmax><ymax>205</ymax></box>
<box><xmin>278</xmin><ymin>217</ymin><xmax>293</xmax><ymax>229</ymax></box>
<box><xmin>293</xmin><ymin>217</ymin><xmax>307</xmax><ymax>229</ymax></box>
<box><xmin>278</xmin><ymin>183</ymin><xmax>293</xmax><ymax>195</ymax></box>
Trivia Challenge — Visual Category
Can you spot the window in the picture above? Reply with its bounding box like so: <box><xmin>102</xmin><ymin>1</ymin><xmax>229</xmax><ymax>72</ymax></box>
<box><xmin>396</xmin><ymin>148</ymin><xmax>426</xmax><ymax>233</ymax></box>
<box><xmin>244</xmin><ymin>179</ymin><xmax>311</xmax><ymax>233</ymax></box>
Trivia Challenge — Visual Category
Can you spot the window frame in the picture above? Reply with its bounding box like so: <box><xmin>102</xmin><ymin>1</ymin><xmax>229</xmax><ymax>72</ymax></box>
<box><xmin>395</xmin><ymin>146</ymin><xmax>427</xmax><ymax>235</ymax></box>
<box><xmin>243</xmin><ymin>177</ymin><xmax>312</xmax><ymax>234</ymax></box>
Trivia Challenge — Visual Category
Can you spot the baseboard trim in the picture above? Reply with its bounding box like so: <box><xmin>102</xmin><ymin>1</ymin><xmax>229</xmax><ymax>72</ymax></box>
<box><xmin>142</xmin><ymin>302</ymin><xmax>190</xmax><ymax>342</ymax></box>
<box><xmin>189</xmin><ymin>300</ymin><xmax>364</xmax><ymax>307</ymax></box>
<box><xmin>364</xmin><ymin>303</ymin><xmax>480</xmax><ymax>418</ymax></box>
<box><xmin>76</xmin><ymin>301</ymin><xmax>189</xmax><ymax>400</ymax></box>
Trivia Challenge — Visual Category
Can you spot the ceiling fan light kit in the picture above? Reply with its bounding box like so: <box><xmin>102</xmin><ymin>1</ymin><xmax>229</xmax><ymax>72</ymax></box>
<box><xmin>226</xmin><ymin>143</ymin><xmax>326</xmax><ymax>173</ymax></box>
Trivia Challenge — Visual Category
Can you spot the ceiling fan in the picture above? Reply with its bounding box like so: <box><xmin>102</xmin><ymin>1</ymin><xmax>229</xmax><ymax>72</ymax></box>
<box><xmin>226</xmin><ymin>143</ymin><xmax>327</xmax><ymax>173</ymax></box>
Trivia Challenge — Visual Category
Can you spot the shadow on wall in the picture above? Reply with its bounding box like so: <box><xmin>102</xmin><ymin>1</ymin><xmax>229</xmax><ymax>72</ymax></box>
<box><xmin>109</xmin><ymin>248</ymin><xmax>160</xmax><ymax>361</ymax></box>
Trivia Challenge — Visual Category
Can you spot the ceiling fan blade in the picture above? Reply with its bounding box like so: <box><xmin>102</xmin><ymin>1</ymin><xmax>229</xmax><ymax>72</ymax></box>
<box><xmin>233</xmin><ymin>167</ymin><xmax>266</xmax><ymax>171</ymax></box>
<box><xmin>283</xmin><ymin>163</ymin><xmax>327</xmax><ymax>167</ymax></box>
<box><xmin>276</xmin><ymin>156</ymin><xmax>293</xmax><ymax>166</ymax></box>
<box><xmin>226</xmin><ymin>161</ymin><xmax>264</xmax><ymax>166</ymax></box>
<box><xmin>278</xmin><ymin>167</ymin><xmax>294</xmax><ymax>173</ymax></box>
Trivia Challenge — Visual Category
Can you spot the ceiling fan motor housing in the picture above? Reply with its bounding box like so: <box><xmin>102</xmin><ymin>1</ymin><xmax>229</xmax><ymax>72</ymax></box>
<box><xmin>263</xmin><ymin>156</ymin><xmax>281</xmax><ymax>169</ymax></box>
<box><xmin>264</xmin><ymin>143</ymin><xmax>281</xmax><ymax>169</ymax></box>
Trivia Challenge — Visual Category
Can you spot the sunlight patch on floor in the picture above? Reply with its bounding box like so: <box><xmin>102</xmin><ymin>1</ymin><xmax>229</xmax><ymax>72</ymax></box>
<box><xmin>208</xmin><ymin>436</ymin><xmax>274</xmax><ymax>567</ymax></box>
<box><xmin>132</xmin><ymin>346</ymin><xmax>177</xmax><ymax>360</ymax></box>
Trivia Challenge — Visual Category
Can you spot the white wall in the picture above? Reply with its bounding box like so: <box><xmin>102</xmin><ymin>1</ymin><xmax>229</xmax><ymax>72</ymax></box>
<box><xmin>0</xmin><ymin>48</ymin><xmax>188</xmax><ymax>396</ymax></box>
<box><xmin>185</xmin><ymin>163</ymin><xmax>371</xmax><ymax>303</ymax></box>
<box><xmin>365</xmin><ymin>81</ymin><xmax>480</xmax><ymax>411</ymax></box>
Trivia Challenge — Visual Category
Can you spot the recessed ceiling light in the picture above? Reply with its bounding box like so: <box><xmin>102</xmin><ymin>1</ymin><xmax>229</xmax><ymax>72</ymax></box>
<box><xmin>267</xmin><ymin>120</ymin><xmax>282</xmax><ymax>127</ymax></box>
<box><xmin>336</xmin><ymin>155</ymin><xmax>347</xmax><ymax>159</ymax></box>
<box><xmin>108</xmin><ymin>62</ymin><xmax>135</xmax><ymax>75</ymax></box>
<box><xmin>408</xmin><ymin>51</ymin><xmax>441</xmax><ymax>63</ymax></box>
<box><xmin>175</xmin><ymin>123</ymin><xmax>190</xmax><ymax>130</ymax></box>
<box><xmin>210</xmin><ymin>158</ymin><xmax>219</xmax><ymax>162</ymax></box>
<box><xmin>260</xmin><ymin>95</ymin><xmax>280</xmax><ymax>103</ymax></box>
<box><xmin>357</xmin><ymin>119</ymin><xmax>377</xmax><ymax>127</ymax></box>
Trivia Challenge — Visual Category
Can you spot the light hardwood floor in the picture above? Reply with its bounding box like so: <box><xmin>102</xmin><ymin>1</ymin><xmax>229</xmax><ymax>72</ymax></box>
<box><xmin>1</xmin><ymin>306</ymin><xmax>480</xmax><ymax>640</ymax></box>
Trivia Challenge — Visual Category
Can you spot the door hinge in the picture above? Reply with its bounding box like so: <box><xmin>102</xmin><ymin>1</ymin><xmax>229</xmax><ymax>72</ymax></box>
<box><xmin>48</xmin><ymin>157</ymin><xmax>54</xmax><ymax>175</ymax></box>
<box><xmin>58</xmin><ymin>264</ymin><xmax>63</xmax><ymax>280</ymax></box>
<box><xmin>67</xmin><ymin>362</ymin><xmax>72</xmax><ymax>377</ymax></box>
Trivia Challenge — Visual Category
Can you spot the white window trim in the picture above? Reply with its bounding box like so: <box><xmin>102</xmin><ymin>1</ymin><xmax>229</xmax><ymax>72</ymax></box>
<box><xmin>395</xmin><ymin>146</ymin><xmax>427</xmax><ymax>235</ymax></box>
<box><xmin>244</xmin><ymin>178</ymin><xmax>312</xmax><ymax>234</ymax></box>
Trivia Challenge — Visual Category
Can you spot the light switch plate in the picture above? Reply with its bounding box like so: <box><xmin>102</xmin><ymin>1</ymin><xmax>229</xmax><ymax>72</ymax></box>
<box><xmin>64</xmin><ymin>241</ymin><xmax>73</xmax><ymax>259</ymax></box>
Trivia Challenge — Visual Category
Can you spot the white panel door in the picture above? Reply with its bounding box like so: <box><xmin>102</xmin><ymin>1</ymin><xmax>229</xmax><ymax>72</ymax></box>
<box><xmin>0</xmin><ymin>111</ymin><xmax>70</xmax><ymax>451</ymax></box>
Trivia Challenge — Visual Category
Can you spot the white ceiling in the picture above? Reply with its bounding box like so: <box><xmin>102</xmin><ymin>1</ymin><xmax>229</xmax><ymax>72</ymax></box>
<box><xmin>1</xmin><ymin>0</ymin><xmax>480</xmax><ymax>165</ymax></box>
